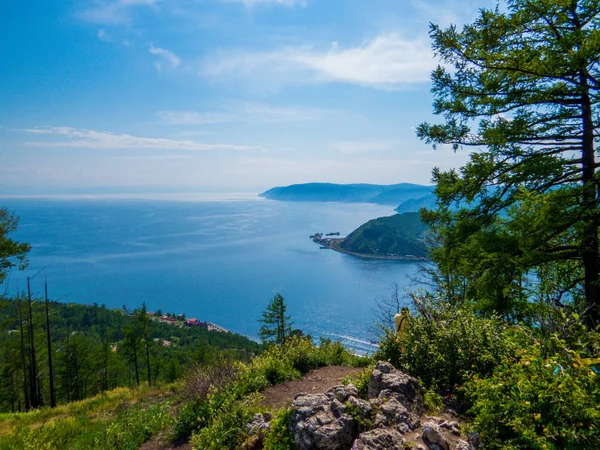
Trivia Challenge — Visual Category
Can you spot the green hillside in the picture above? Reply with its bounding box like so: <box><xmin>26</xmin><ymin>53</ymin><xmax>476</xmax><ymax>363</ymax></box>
<box><xmin>339</xmin><ymin>212</ymin><xmax>428</xmax><ymax>257</ymax></box>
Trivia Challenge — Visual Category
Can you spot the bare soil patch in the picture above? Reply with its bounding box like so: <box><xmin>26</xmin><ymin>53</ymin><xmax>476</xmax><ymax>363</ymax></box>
<box><xmin>260</xmin><ymin>365</ymin><xmax>363</xmax><ymax>410</ymax></box>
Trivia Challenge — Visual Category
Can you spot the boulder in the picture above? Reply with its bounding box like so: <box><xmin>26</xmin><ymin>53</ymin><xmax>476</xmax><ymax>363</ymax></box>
<box><xmin>368</xmin><ymin>361</ymin><xmax>424</xmax><ymax>415</ymax></box>
<box><xmin>373</xmin><ymin>398</ymin><xmax>419</xmax><ymax>431</ymax></box>
<box><xmin>290</xmin><ymin>393</ymin><xmax>355</xmax><ymax>450</ymax></box>
<box><xmin>468</xmin><ymin>432</ymin><xmax>482</xmax><ymax>449</ymax></box>
<box><xmin>326</xmin><ymin>384</ymin><xmax>360</xmax><ymax>403</ymax></box>
<box><xmin>347</xmin><ymin>396</ymin><xmax>372</xmax><ymax>420</ymax></box>
<box><xmin>351</xmin><ymin>428</ymin><xmax>406</xmax><ymax>450</ymax></box>
<box><xmin>422</xmin><ymin>421</ymin><xmax>449</xmax><ymax>450</ymax></box>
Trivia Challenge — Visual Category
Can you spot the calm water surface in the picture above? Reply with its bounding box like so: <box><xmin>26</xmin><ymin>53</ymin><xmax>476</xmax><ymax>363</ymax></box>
<box><xmin>3</xmin><ymin>196</ymin><xmax>420</xmax><ymax>352</ymax></box>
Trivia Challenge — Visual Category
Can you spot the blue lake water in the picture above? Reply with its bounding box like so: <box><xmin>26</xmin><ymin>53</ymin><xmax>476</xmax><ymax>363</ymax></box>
<box><xmin>2</xmin><ymin>196</ymin><xmax>420</xmax><ymax>353</ymax></box>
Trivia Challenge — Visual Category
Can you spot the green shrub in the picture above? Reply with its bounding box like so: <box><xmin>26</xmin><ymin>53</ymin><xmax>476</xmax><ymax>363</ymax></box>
<box><xmin>423</xmin><ymin>387</ymin><xmax>444</xmax><ymax>414</ymax></box>
<box><xmin>342</xmin><ymin>368</ymin><xmax>373</xmax><ymax>399</ymax></box>
<box><xmin>465</xmin><ymin>339</ymin><xmax>600</xmax><ymax>449</ymax></box>
<box><xmin>263</xmin><ymin>408</ymin><xmax>295</xmax><ymax>450</ymax></box>
<box><xmin>172</xmin><ymin>400</ymin><xmax>209</xmax><ymax>442</ymax></box>
<box><xmin>97</xmin><ymin>401</ymin><xmax>174</xmax><ymax>449</ymax></box>
<box><xmin>376</xmin><ymin>305</ymin><xmax>510</xmax><ymax>395</ymax></box>
<box><xmin>189</xmin><ymin>393</ymin><xmax>260</xmax><ymax>450</ymax></box>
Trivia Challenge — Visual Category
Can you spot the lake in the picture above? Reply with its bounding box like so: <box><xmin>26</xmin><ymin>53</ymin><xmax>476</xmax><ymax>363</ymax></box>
<box><xmin>2</xmin><ymin>195</ymin><xmax>420</xmax><ymax>353</ymax></box>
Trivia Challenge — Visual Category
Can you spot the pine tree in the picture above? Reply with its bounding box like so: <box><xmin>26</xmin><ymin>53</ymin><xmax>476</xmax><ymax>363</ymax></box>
<box><xmin>258</xmin><ymin>293</ymin><xmax>293</xmax><ymax>345</ymax></box>
<box><xmin>417</xmin><ymin>0</ymin><xmax>600</xmax><ymax>325</ymax></box>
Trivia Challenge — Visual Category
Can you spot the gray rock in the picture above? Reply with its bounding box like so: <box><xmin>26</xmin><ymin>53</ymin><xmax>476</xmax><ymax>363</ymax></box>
<box><xmin>330</xmin><ymin>398</ymin><xmax>347</xmax><ymax>419</ymax></box>
<box><xmin>291</xmin><ymin>393</ymin><xmax>355</xmax><ymax>450</ymax></box>
<box><xmin>347</xmin><ymin>396</ymin><xmax>373</xmax><ymax>419</ymax></box>
<box><xmin>351</xmin><ymin>428</ymin><xmax>406</xmax><ymax>450</ymax></box>
<box><xmin>396</xmin><ymin>422</ymin><xmax>410</xmax><ymax>434</ymax></box>
<box><xmin>374</xmin><ymin>398</ymin><xmax>419</xmax><ymax>430</ymax></box>
<box><xmin>326</xmin><ymin>384</ymin><xmax>360</xmax><ymax>402</ymax></box>
<box><xmin>468</xmin><ymin>432</ymin><xmax>481</xmax><ymax>449</ymax></box>
<box><xmin>422</xmin><ymin>421</ymin><xmax>449</xmax><ymax>450</ymax></box>
<box><xmin>246</xmin><ymin>413</ymin><xmax>270</xmax><ymax>434</ymax></box>
<box><xmin>456</xmin><ymin>440</ymin><xmax>472</xmax><ymax>450</ymax></box>
<box><xmin>368</xmin><ymin>361</ymin><xmax>424</xmax><ymax>415</ymax></box>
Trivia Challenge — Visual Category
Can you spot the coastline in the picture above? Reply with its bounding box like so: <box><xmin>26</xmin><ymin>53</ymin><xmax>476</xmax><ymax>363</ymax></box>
<box><xmin>312</xmin><ymin>237</ymin><xmax>428</xmax><ymax>261</ymax></box>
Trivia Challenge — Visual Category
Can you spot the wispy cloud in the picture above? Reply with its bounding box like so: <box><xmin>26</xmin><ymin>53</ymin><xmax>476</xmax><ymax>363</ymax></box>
<box><xmin>223</xmin><ymin>0</ymin><xmax>307</xmax><ymax>7</ymax></box>
<box><xmin>149</xmin><ymin>45</ymin><xmax>181</xmax><ymax>70</ymax></box>
<box><xmin>203</xmin><ymin>33</ymin><xmax>435</xmax><ymax>89</ymax></box>
<box><xmin>23</xmin><ymin>127</ymin><xmax>259</xmax><ymax>151</ymax></box>
<box><xmin>158</xmin><ymin>102</ymin><xmax>340</xmax><ymax>125</ymax></box>
<box><xmin>79</xmin><ymin>0</ymin><xmax>161</xmax><ymax>25</ymax></box>
<box><xmin>330</xmin><ymin>140</ymin><xmax>398</xmax><ymax>154</ymax></box>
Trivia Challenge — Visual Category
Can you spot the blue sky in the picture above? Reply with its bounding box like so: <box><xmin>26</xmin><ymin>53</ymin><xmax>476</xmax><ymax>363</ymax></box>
<box><xmin>1</xmin><ymin>0</ymin><xmax>495</xmax><ymax>194</ymax></box>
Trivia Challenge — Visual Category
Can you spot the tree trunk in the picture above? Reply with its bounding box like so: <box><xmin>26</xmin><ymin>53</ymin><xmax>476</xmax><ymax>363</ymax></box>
<box><xmin>580</xmin><ymin>70</ymin><xmax>600</xmax><ymax>328</ymax></box>
<box><xmin>18</xmin><ymin>299</ymin><xmax>30</xmax><ymax>411</ymax></box>
<box><xmin>133</xmin><ymin>347</ymin><xmax>140</xmax><ymax>387</ymax></box>
<box><xmin>27</xmin><ymin>278</ymin><xmax>39</xmax><ymax>408</ymax></box>
<box><xmin>145</xmin><ymin>340</ymin><xmax>151</xmax><ymax>386</ymax></box>
<box><xmin>45</xmin><ymin>280</ymin><xmax>56</xmax><ymax>408</ymax></box>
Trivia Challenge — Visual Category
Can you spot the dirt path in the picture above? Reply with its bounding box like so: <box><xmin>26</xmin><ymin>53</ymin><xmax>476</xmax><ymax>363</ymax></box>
<box><xmin>139</xmin><ymin>366</ymin><xmax>362</xmax><ymax>449</ymax></box>
<box><xmin>259</xmin><ymin>365</ymin><xmax>363</xmax><ymax>410</ymax></box>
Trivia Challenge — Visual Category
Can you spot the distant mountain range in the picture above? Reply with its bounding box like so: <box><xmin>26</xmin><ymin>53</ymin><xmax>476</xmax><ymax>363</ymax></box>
<box><xmin>339</xmin><ymin>212</ymin><xmax>429</xmax><ymax>258</ymax></box>
<box><xmin>260</xmin><ymin>183</ymin><xmax>435</xmax><ymax>212</ymax></box>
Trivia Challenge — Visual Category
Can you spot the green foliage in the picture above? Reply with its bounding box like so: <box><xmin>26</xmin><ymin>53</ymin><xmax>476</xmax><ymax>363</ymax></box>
<box><xmin>96</xmin><ymin>401</ymin><xmax>173</xmax><ymax>449</ymax></box>
<box><xmin>466</xmin><ymin>339</ymin><xmax>600</xmax><ymax>449</ymax></box>
<box><xmin>259</xmin><ymin>293</ymin><xmax>294</xmax><ymax>345</ymax></box>
<box><xmin>0</xmin><ymin>297</ymin><xmax>260</xmax><ymax>412</ymax></box>
<box><xmin>340</xmin><ymin>212</ymin><xmax>428</xmax><ymax>257</ymax></box>
<box><xmin>342</xmin><ymin>368</ymin><xmax>372</xmax><ymax>400</ymax></box>
<box><xmin>0</xmin><ymin>208</ymin><xmax>30</xmax><ymax>285</ymax></box>
<box><xmin>263</xmin><ymin>408</ymin><xmax>295</xmax><ymax>450</ymax></box>
<box><xmin>344</xmin><ymin>400</ymin><xmax>374</xmax><ymax>433</ymax></box>
<box><xmin>417</xmin><ymin>0</ymin><xmax>600</xmax><ymax>325</ymax></box>
<box><xmin>376</xmin><ymin>305</ymin><xmax>510</xmax><ymax>395</ymax></box>
<box><xmin>423</xmin><ymin>387</ymin><xmax>444</xmax><ymax>415</ymax></box>
<box><xmin>0</xmin><ymin>391</ymin><xmax>174</xmax><ymax>450</ymax></box>
<box><xmin>175</xmin><ymin>336</ymin><xmax>364</xmax><ymax>444</ymax></box>
<box><xmin>189</xmin><ymin>393</ymin><xmax>261</xmax><ymax>450</ymax></box>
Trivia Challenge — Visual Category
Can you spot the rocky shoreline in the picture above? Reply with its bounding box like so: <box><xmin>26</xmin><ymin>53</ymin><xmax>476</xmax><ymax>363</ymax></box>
<box><xmin>311</xmin><ymin>235</ymin><xmax>428</xmax><ymax>261</ymax></box>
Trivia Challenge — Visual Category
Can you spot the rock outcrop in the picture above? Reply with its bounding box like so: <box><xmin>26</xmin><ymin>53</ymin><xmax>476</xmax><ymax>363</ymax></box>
<box><xmin>368</xmin><ymin>361</ymin><xmax>424</xmax><ymax>416</ymax></box>
<box><xmin>290</xmin><ymin>393</ymin><xmax>355</xmax><ymax>450</ymax></box>
<box><xmin>282</xmin><ymin>361</ymin><xmax>481</xmax><ymax>450</ymax></box>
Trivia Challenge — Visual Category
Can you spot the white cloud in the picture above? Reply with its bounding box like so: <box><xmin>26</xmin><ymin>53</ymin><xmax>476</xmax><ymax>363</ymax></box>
<box><xmin>203</xmin><ymin>33</ymin><xmax>435</xmax><ymax>89</ymax></box>
<box><xmin>23</xmin><ymin>127</ymin><xmax>259</xmax><ymax>151</ymax></box>
<box><xmin>157</xmin><ymin>111</ymin><xmax>233</xmax><ymax>125</ymax></box>
<box><xmin>97</xmin><ymin>28</ymin><xmax>110</xmax><ymax>41</ymax></box>
<box><xmin>80</xmin><ymin>0</ymin><xmax>160</xmax><ymax>25</ymax></box>
<box><xmin>224</xmin><ymin>0</ymin><xmax>306</xmax><ymax>6</ymax></box>
<box><xmin>158</xmin><ymin>102</ymin><xmax>337</xmax><ymax>125</ymax></box>
<box><xmin>149</xmin><ymin>45</ymin><xmax>181</xmax><ymax>70</ymax></box>
<box><xmin>330</xmin><ymin>140</ymin><xmax>398</xmax><ymax>154</ymax></box>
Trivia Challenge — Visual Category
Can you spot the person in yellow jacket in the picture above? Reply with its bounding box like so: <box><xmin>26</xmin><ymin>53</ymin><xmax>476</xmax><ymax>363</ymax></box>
<box><xmin>394</xmin><ymin>307</ymin><xmax>410</xmax><ymax>338</ymax></box>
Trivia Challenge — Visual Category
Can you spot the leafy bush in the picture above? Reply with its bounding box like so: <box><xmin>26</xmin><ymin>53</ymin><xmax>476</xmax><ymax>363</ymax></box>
<box><xmin>466</xmin><ymin>339</ymin><xmax>600</xmax><ymax>449</ymax></box>
<box><xmin>376</xmin><ymin>305</ymin><xmax>510</xmax><ymax>395</ymax></box>
<box><xmin>342</xmin><ymin>368</ymin><xmax>373</xmax><ymax>399</ymax></box>
<box><xmin>423</xmin><ymin>387</ymin><xmax>444</xmax><ymax>414</ymax></box>
<box><xmin>263</xmin><ymin>408</ymin><xmax>295</xmax><ymax>450</ymax></box>
<box><xmin>189</xmin><ymin>393</ymin><xmax>261</xmax><ymax>450</ymax></box>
